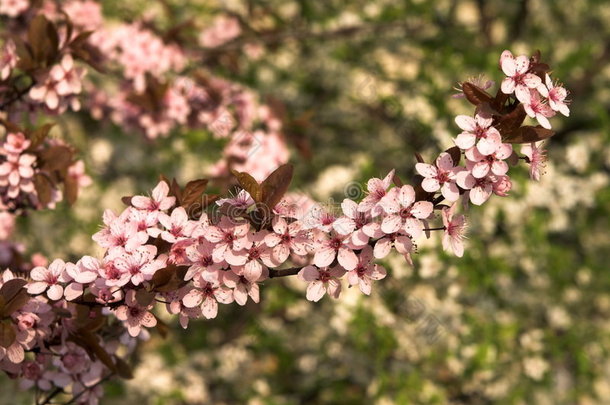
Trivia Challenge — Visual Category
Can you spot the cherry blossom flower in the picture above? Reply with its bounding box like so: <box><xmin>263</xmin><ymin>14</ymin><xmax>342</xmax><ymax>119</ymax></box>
<box><xmin>153</xmin><ymin>207</ymin><xmax>195</xmax><ymax>243</ymax></box>
<box><xmin>216</xmin><ymin>189</ymin><xmax>255</xmax><ymax>210</ymax></box>
<box><xmin>204</xmin><ymin>216</ymin><xmax>251</xmax><ymax>262</ymax></box>
<box><xmin>454</xmin><ymin>114</ymin><xmax>502</xmax><ymax>156</ymax></box>
<box><xmin>265</xmin><ymin>216</ymin><xmax>310</xmax><ymax>263</ymax></box>
<box><xmin>114</xmin><ymin>290</ymin><xmax>157</xmax><ymax>337</ymax></box>
<box><xmin>346</xmin><ymin>246</ymin><xmax>387</xmax><ymax>295</ymax></box>
<box><xmin>113</xmin><ymin>245</ymin><xmax>166</xmax><ymax>286</ymax></box>
<box><xmin>441</xmin><ymin>204</ymin><xmax>467</xmax><ymax>257</ymax></box>
<box><xmin>455</xmin><ymin>171</ymin><xmax>494</xmax><ymax>206</ymax></box>
<box><xmin>332</xmin><ymin>199</ymin><xmax>377</xmax><ymax>247</ymax></box>
<box><xmin>373</xmin><ymin>230</ymin><xmax>413</xmax><ymax>264</ymax></box>
<box><xmin>522</xmin><ymin>89</ymin><xmax>555</xmax><ymax>129</ymax></box>
<box><xmin>199</xmin><ymin>16</ymin><xmax>242</xmax><ymax>48</ymax></box>
<box><xmin>0</xmin><ymin>0</ymin><xmax>28</xmax><ymax>17</ymax></box>
<box><xmin>92</xmin><ymin>210</ymin><xmax>148</xmax><ymax>252</ymax></box>
<box><xmin>465</xmin><ymin>142</ymin><xmax>513</xmax><ymax>178</ymax></box>
<box><xmin>302</xmin><ymin>204</ymin><xmax>337</xmax><ymax>232</ymax></box>
<box><xmin>67</xmin><ymin>160</ymin><xmax>92</xmax><ymax>189</ymax></box>
<box><xmin>3</xmin><ymin>132</ymin><xmax>30</xmax><ymax>155</ymax></box>
<box><xmin>500</xmin><ymin>50</ymin><xmax>542</xmax><ymax>102</ymax></box>
<box><xmin>63</xmin><ymin>257</ymin><xmax>99</xmax><ymax>300</ymax></box>
<box><xmin>297</xmin><ymin>265</ymin><xmax>345</xmax><ymax>302</ymax></box>
<box><xmin>182</xmin><ymin>273</ymin><xmax>233</xmax><ymax>319</ymax></box>
<box><xmin>358</xmin><ymin>169</ymin><xmax>396</xmax><ymax>216</ymax></box>
<box><xmin>222</xmin><ymin>270</ymin><xmax>260</xmax><ymax>306</ymax></box>
<box><xmin>313</xmin><ymin>233</ymin><xmax>358</xmax><ymax>270</ymax></box>
<box><xmin>27</xmin><ymin>259</ymin><xmax>69</xmax><ymax>300</ymax></box>
<box><xmin>380</xmin><ymin>185</ymin><xmax>433</xmax><ymax>239</ymax></box>
<box><xmin>184</xmin><ymin>239</ymin><xmax>224</xmax><ymax>281</ymax></box>
<box><xmin>0</xmin><ymin>153</ymin><xmax>36</xmax><ymax>199</ymax></box>
<box><xmin>0</xmin><ymin>40</ymin><xmax>17</xmax><ymax>80</ymax></box>
<box><xmin>521</xmin><ymin>142</ymin><xmax>547</xmax><ymax>181</ymax></box>
<box><xmin>415</xmin><ymin>152</ymin><xmax>463</xmax><ymax>201</ymax></box>
<box><xmin>538</xmin><ymin>74</ymin><xmax>570</xmax><ymax>116</ymax></box>
<box><xmin>131</xmin><ymin>181</ymin><xmax>175</xmax><ymax>211</ymax></box>
<box><xmin>225</xmin><ymin>231</ymin><xmax>276</xmax><ymax>282</ymax></box>
<box><xmin>492</xmin><ymin>175</ymin><xmax>512</xmax><ymax>197</ymax></box>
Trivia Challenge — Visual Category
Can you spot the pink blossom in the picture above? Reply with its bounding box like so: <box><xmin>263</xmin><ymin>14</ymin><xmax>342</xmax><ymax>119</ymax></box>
<box><xmin>184</xmin><ymin>239</ymin><xmax>224</xmax><ymax>281</ymax></box>
<box><xmin>0</xmin><ymin>40</ymin><xmax>17</xmax><ymax>80</ymax></box>
<box><xmin>0</xmin><ymin>212</ymin><xmax>15</xmax><ymax>240</ymax></box>
<box><xmin>297</xmin><ymin>265</ymin><xmax>345</xmax><ymax>302</ymax></box>
<box><xmin>521</xmin><ymin>142</ymin><xmax>547</xmax><ymax>181</ymax></box>
<box><xmin>373</xmin><ymin>230</ymin><xmax>413</xmax><ymax>264</ymax></box>
<box><xmin>131</xmin><ymin>181</ymin><xmax>176</xmax><ymax>211</ymax></box>
<box><xmin>92</xmin><ymin>210</ymin><xmax>148</xmax><ymax>252</ymax></box>
<box><xmin>492</xmin><ymin>175</ymin><xmax>512</xmax><ymax>197</ymax></box>
<box><xmin>0</xmin><ymin>153</ymin><xmax>36</xmax><ymax>199</ymax></box>
<box><xmin>465</xmin><ymin>143</ymin><xmax>512</xmax><ymax>178</ymax></box>
<box><xmin>63</xmin><ymin>256</ymin><xmax>99</xmax><ymax>300</ymax></box>
<box><xmin>27</xmin><ymin>259</ymin><xmax>68</xmax><ymax>300</ymax></box>
<box><xmin>182</xmin><ymin>273</ymin><xmax>234</xmax><ymax>319</ymax></box>
<box><xmin>199</xmin><ymin>16</ymin><xmax>242</xmax><ymax>48</ymax></box>
<box><xmin>0</xmin><ymin>0</ymin><xmax>28</xmax><ymax>17</ymax></box>
<box><xmin>313</xmin><ymin>233</ymin><xmax>358</xmax><ymax>270</ymax></box>
<box><xmin>441</xmin><ymin>204</ymin><xmax>467</xmax><ymax>257</ymax></box>
<box><xmin>204</xmin><ymin>216</ymin><xmax>251</xmax><ymax>262</ymax></box>
<box><xmin>522</xmin><ymin>90</ymin><xmax>555</xmax><ymax>129</ymax></box>
<box><xmin>153</xmin><ymin>207</ymin><xmax>196</xmax><ymax>243</ymax></box>
<box><xmin>222</xmin><ymin>270</ymin><xmax>260</xmax><ymax>306</ymax></box>
<box><xmin>67</xmin><ymin>160</ymin><xmax>92</xmax><ymax>189</ymax></box>
<box><xmin>379</xmin><ymin>185</ymin><xmax>433</xmax><ymax>239</ymax></box>
<box><xmin>113</xmin><ymin>245</ymin><xmax>166</xmax><ymax>286</ymax></box>
<box><xmin>3</xmin><ymin>132</ymin><xmax>30</xmax><ymax>155</ymax></box>
<box><xmin>114</xmin><ymin>290</ymin><xmax>157</xmax><ymax>337</ymax></box>
<box><xmin>454</xmin><ymin>114</ymin><xmax>502</xmax><ymax>156</ymax></box>
<box><xmin>333</xmin><ymin>199</ymin><xmax>377</xmax><ymax>247</ymax></box>
<box><xmin>64</xmin><ymin>0</ymin><xmax>103</xmax><ymax>31</ymax></box>
<box><xmin>225</xmin><ymin>231</ymin><xmax>276</xmax><ymax>282</ymax></box>
<box><xmin>358</xmin><ymin>169</ymin><xmax>396</xmax><ymax>216</ymax></box>
<box><xmin>216</xmin><ymin>189</ymin><xmax>255</xmax><ymax>210</ymax></box>
<box><xmin>500</xmin><ymin>50</ymin><xmax>542</xmax><ymax>102</ymax></box>
<box><xmin>415</xmin><ymin>152</ymin><xmax>462</xmax><ymax>201</ymax></box>
<box><xmin>538</xmin><ymin>74</ymin><xmax>569</xmax><ymax>117</ymax></box>
<box><xmin>455</xmin><ymin>171</ymin><xmax>494</xmax><ymax>206</ymax></box>
<box><xmin>265</xmin><ymin>216</ymin><xmax>310</xmax><ymax>263</ymax></box>
<box><xmin>346</xmin><ymin>246</ymin><xmax>387</xmax><ymax>295</ymax></box>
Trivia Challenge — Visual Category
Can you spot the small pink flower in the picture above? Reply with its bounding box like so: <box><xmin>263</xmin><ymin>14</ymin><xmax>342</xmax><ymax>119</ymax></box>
<box><xmin>358</xmin><ymin>169</ymin><xmax>396</xmax><ymax>216</ymax></box>
<box><xmin>216</xmin><ymin>189</ymin><xmax>255</xmax><ymax>210</ymax></box>
<box><xmin>500</xmin><ymin>50</ymin><xmax>542</xmax><ymax>102</ymax></box>
<box><xmin>297</xmin><ymin>265</ymin><xmax>345</xmax><ymax>302</ymax></box>
<box><xmin>0</xmin><ymin>0</ymin><xmax>29</xmax><ymax>17</ymax></box>
<box><xmin>67</xmin><ymin>160</ymin><xmax>92</xmax><ymax>189</ymax></box>
<box><xmin>225</xmin><ymin>231</ymin><xmax>276</xmax><ymax>282</ymax></box>
<box><xmin>3</xmin><ymin>132</ymin><xmax>30</xmax><ymax>155</ymax></box>
<box><xmin>184</xmin><ymin>239</ymin><xmax>224</xmax><ymax>281</ymax></box>
<box><xmin>373</xmin><ymin>230</ymin><xmax>413</xmax><ymax>264</ymax></box>
<box><xmin>265</xmin><ymin>216</ymin><xmax>310</xmax><ymax>263</ymax></box>
<box><xmin>92</xmin><ymin>210</ymin><xmax>148</xmax><ymax>252</ymax></box>
<box><xmin>333</xmin><ymin>199</ymin><xmax>376</xmax><ymax>247</ymax></box>
<box><xmin>521</xmin><ymin>142</ymin><xmax>547</xmax><ymax>181</ymax></box>
<box><xmin>538</xmin><ymin>74</ymin><xmax>569</xmax><ymax>117</ymax></box>
<box><xmin>63</xmin><ymin>256</ymin><xmax>99</xmax><ymax>300</ymax></box>
<box><xmin>380</xmin><ymin>185</ymin><xmax>433</xmax><ymax>239</ymax></box>
<box><xmin>113</xmin><ymin>245</ymin><xmax>166</xmax><ymax>286</ymax></box>
<box><xmin>222</xmin><ymin>270</ymin><xmax>260</xmax><ymax>306</ymax></box>
<box><xmin>522</xmin><ymin>90</ymin><xmax>555</xmax><ymax>129</ymax></box>
<box><xmin>27</xmin><ymin>259</ymin><xmax>68</xmax><ymax>300</ymax></box>
<box><xmin>0</xmin><ymin>153</ymin><xmax>36</xmax><ymax>199</ymax></box>
<box><xmin>441</xmin><ymin>204</ymin><xmax>467</xmax><ymax>257</ymax></box>
<box><xmin>153</xmin><ymin>207</ymin><xmax>195</xmax><ymax>243</ymax></box>
<box><xmin>492</xmin><ymin>175</ymin><xmax>512</xmax><ymax>197</ymax></box>
<box><xmin>204</xmin><ymin>216</ymin><xmax>251</xmax><ymax>262</ymax></box>
<box><xmin>456</xmin><ymin>171</ymin><xmax>494</xmax><ymax>206</ymax></box>
<box><xmin>346</xmin><ymin>246</ymin><xmax>387</xmax><ymax>295</ymax></box>
<box><xmin>115</xmin><ymin>290</ymin><xmax>157</xmax><ymax>337</ymax></box>
<box><xmin>465</xmin><ymin>143</ymin><xmax>513</xmax><ymax>178</ymax></box>
<box><xmin>313</xmin><ymin>233</ymin><xmax>358</xmax><ymax>270</ymax></box>
<box><xmin>182</xmin><ymin>272</ymin><xmax>234</xmax><ymax>319</ymax></box>
<box><xmin>415</xmin><ymin>152</ymin><xmax>463</xmax><ymax>201</ymax></box>
<box><xmin>0</xmin><ymin>40</ymin><xmax>18</xmax><ymax>80</ymax></box>
<box><xmin>455</xmin><ymin>114</ymin><xmax>502</xmax><ymax>156</ymax></box>
<box><xmin>131</xmin><ymin>181</ymin><xmax>176</xmax><ymax>211</ymax></box>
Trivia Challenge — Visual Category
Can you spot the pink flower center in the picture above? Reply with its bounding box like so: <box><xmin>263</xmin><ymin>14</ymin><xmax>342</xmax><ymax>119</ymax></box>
<box><xmin>328</xmin><ymin>238</ymin><xmax>342</xmax><ymax>251</ymax></box>
<box><xmin>318</xmin><ymin>270</ymin><xmax>331</xmax><ymax>283</ymax></box>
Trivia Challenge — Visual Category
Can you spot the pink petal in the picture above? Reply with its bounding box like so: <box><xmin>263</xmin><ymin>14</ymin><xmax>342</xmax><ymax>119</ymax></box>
<box><xmin>455</xmin><ymin>115</ymin><xmax>476</xmax><ymax>132</ymax></box>
<box><xmin>313</xmin><ymin>247</ymin><xmax>336</xmax><ymax>268</ymax></box>
<box><xmin>337</xmin><ymin>248</ymin><xmax>358</xmax><ymax>271</ymax></box>
<box><xmin>415</xmin><ymin>163</ymin><xmax>437</xmax><ymax>178</ymax></box>
<box><xmin>306</xmin><ymin>281</ymin><xmax>326</xmax><ymax>302</ymax></box>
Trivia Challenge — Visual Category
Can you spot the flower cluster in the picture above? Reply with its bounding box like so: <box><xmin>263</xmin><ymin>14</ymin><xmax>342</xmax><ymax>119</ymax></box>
<box><xmin>0</xmin><ymin>17</ymin><xmax>570</xmax><ymax>400</ymax></box>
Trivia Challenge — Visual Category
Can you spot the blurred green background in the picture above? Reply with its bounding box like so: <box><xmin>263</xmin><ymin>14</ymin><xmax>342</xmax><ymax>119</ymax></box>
<box><xmin>4</xmin><ymin>0</ymin><xmax>610</xmax><ymax>403</ymax></box>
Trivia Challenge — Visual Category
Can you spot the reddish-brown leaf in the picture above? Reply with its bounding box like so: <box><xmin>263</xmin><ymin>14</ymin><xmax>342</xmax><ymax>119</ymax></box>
<box><xmin>462</xmin><ymin>82</ymin><xmax>494</xmax><ymax>106</ymax></box>
<box><xmin>261</xmin><ymin>164</ymin><xmax>294</xmax><ymax>208</ymax></box>
<box><xmin>505</xmin><ymin>126</ymin><xmax>555</xmax><ymax>144</ymax></box>
<box><xmin>33</xmin><ymin>173</ymin><xmax>54</xmax><ymax>206</ymax></box>
<box><xmin>0</xmin><ymin>320</ymin><xmax>16</xmax><ymax>348</ymax></box>
<box><xmin>231</xmin><ymin>170</ymin><xmax>262</xmax><ymax>202</ymax></box>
